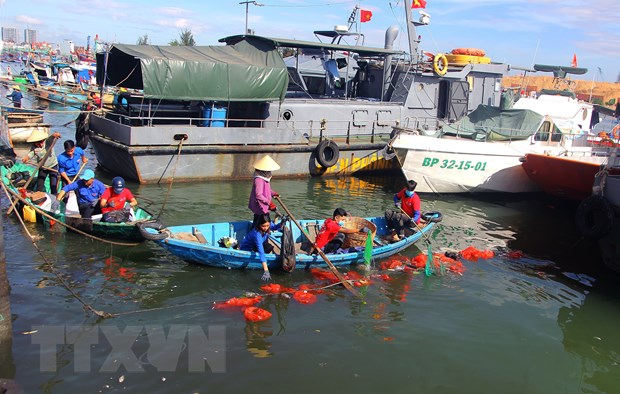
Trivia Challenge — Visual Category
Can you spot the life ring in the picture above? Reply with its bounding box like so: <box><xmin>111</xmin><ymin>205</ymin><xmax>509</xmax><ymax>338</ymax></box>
<box><xmin>422</xmin><ymin>211</ymin><xmax>443</xmax><ymax>223</ymax></box>
<box><xmin>315</xmin><ymin>140</ymin><xmax>339</xmax><ymax>168</ymax></box>
<box><xmin>611</xmin><ymin>124</ymin><xmax>620</xmax><ymax>140</ymax></box>
<box><xmin>575</xmin><ymin>195</ymin><xmax>614</xmax><ymax>239</ymax></box>
<box><xmin>136</xmin><ymin>221</ymin><xmax>169</xmax><ymax>241</ymax></box>
<box><xmin>433</xmin><ymin>54</ymin><xmax>448</xmax><ymax>76</ymax></box>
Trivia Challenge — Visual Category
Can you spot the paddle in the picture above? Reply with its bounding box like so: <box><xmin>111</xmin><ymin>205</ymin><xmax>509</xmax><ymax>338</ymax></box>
<box><xmin>70</xmin><ymin>161</ymin><xmax>88</xmax><ymax>183</ymax></box>
<box><xmin>399</xmin><ymin>207</ymin><xmax>436</xmax><ymax>276</ymax></box>
<box><xmin>274</xmin><ymin>196</ymin><xmax>360</xmax><ymax>297</ymax></box>
<box><xmin>7</xmin><ymin>134</ymin><xmax>59</xmax><ymax>216</ymax></box>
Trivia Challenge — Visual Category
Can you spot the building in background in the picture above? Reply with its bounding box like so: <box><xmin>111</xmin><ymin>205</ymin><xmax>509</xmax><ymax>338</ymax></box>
<box><xmin>1</xmin><ymin>27</ymin><xmax>18</xmax><ymax>43</ymax></box>
<box><xmin>24</xmin><ymin>29</ymin><xmax>37</xmax><ymax>44</ymax></box>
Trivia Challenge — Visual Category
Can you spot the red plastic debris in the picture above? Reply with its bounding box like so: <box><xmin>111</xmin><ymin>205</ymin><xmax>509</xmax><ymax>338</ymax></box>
<box><xmin>310</xmin><ymin>268</ymin><xmax>339</xmax><ymax>283</ymax></box>
<box><xmin>507</xmin><ymin>250</ymin><xmax>524</xmax><ymax>259</ymax></box>
<box><xmin>293</xmin><ymin>291</ymin><xmax>318</xmax><ymax>304</ymax></box>
<box><xmin>214</xmin><ymin>296</ymin><xmax>263</xmax><ymax>309</ymax></box>
<box><xmin>460</xmin><ymin>246</ymin><xmax>494</xmax><ymax>261</ymax></box>
<box><xmin>260</xmin><ymin>283</ymin><xmax>293</xmax><ymax>294</ymax></box>
<box><xmin>243</xmin><ymin>306</ymin><xmax>272</xmax><ymax>322</ymax></box>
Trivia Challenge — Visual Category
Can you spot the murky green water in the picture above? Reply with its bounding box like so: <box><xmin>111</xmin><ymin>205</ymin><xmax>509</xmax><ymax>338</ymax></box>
<box><xmin>1</xmin><ymin>92</ymin><xmax>619</xmax><ymax>393</ymax></box>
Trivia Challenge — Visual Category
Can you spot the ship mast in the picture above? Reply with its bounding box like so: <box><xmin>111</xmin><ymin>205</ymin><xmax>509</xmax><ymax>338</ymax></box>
<box><xmin>403</xmin><ymin>0</ymin><xmax>419</xmax><ymax>63</ymax></box>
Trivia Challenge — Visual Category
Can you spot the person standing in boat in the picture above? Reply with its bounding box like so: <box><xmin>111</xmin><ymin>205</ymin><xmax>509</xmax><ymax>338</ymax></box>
<box><xmin>53</xmin><ymin>169</ymin><xmax>106</xmax><ymax>218</ymax></box>
<box><xmin>313</xmin><ymin>208</ymin><xmax>359</xmax><ymax>254</ymax></box>
<box><xmin>248</xmin><ymin>155</ymin><xmax>280</xmax><ymax>228</ymax></box>
<box><xmin>57</xmin><ymin>140</ymin><xmax>88</xmax><ymax>186</ymax></box>
<box><xmin>100</xmin><ymin>176</ymin><xmax>138</xmax><ymax>223</ymax></box>
<box><xmin>22</xmin><ymin>131</ymin><xmax>61</xmax><ymax>195</ymax></box>
<box><xmin>239</xmin><ymin>214</ymin><xmax>283</xmax><ymax>281</ymax></box>
<box><xmin>6</xmin><ymin>85</ymin><xmax>22</xmax><ymax>108</ymax></box>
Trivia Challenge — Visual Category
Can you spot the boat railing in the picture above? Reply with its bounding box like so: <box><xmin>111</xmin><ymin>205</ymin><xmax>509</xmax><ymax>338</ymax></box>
<box><xmin>104</xmin><ymin>112</ymin><xmax>442</xmax><ymax>142</ymax></box>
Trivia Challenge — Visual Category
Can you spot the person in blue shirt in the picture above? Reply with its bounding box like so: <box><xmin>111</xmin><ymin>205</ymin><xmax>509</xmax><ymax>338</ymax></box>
<box><xmin>53</xmin><ymin>169</ymin><xmax>106</xmax><ymax>218</ymax></box>
<box><xmin>57</xmin><ymin>139</ymin><xmax>88</xmax><ymax>185</ymax></box>
<box><xmin>6</xmin><ymin>85</ymin><xmax>23</xmax><ymax>108</ymax></box>
<box><xmin>239</xmin><ymin>214</ymin><xmax>283</xmax><ymax>281</ymax></box>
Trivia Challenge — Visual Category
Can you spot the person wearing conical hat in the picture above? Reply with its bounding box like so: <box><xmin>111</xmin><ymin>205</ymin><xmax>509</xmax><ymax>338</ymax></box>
<box><xmin>22</xmin><ymin>131</ymin><xmax>61</xmax><ymax>195</ymax></box>
<box><xmin>6</xmin><ymin>85</ymin><xmax>23</xmax><ymax>108</ymax></box>
<box><xmin>248</xmin><ymin>155</ymin><xmax>280</xmax><ymax>281</ymax></box>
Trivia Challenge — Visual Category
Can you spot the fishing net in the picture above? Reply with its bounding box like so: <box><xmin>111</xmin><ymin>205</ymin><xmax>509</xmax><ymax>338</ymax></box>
<box><xmin>279</xmin><ymin>220</ymin><xmax>296</xmax><ymax>272</ymax></box>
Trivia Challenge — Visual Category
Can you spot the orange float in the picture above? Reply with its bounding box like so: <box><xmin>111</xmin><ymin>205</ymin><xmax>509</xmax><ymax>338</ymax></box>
<box><xmin>451</xmin><ymin>48</ymin><xmax>486</xmax><ymax>56</ymax></box>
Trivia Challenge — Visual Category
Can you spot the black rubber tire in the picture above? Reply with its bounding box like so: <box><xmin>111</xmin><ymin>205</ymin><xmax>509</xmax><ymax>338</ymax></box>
<box><xmin>315</xmin><ymin>140</ymin><xmax>339</xmax><ymax>168</ymax></box>
<box><xmin>576</xmin><ymin>195</ymin><xmax>614</xmax><ymax>239</ymax></box>
<box><xmin>422</xmin><ymin>211</ymin><xmax>443</xmax><ymax>223</ymax></box>
<box><xmin>136</xmin><ymin>221</ymin><xmax>169</xmax><ymax>241</ymax></box>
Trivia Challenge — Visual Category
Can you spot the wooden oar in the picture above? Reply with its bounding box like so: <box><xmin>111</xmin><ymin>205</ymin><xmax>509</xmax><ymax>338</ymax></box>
<box><xmin>7</xmin><ymin>135</ymin><xmax>59</xmax><ymax>215</ymax></box>
<box><xmin>275</xmin><ymin>196</ymin><xmax>360</xmax><ymax>297</ymax></box>
<box><xmin>70</xmin><ymin>161</ymin><xmax>87</xmax><ymax>183</ymax></box>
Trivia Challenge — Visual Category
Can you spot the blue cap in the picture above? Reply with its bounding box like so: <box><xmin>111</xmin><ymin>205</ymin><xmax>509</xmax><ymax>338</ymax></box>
<box><xmin>81</xmin><ymin>169</ymin><xmax>95</xmax><ymax>181</ymax></box>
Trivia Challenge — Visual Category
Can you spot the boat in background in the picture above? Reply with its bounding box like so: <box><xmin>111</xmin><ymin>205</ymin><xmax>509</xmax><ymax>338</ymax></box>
<box><xmin>392</xmin><ymin>65</ymin><xmax>605</xmax><ymax>194</ymax></box>
<box><xmin>86</xmin><ymin>5</ymin><xmax>511</xmax><ymax>183</ymax></box>
<box><xmin>145</xmin><ymin>213</ymin><xmax>441</xmax><ymax>270</ymax></box>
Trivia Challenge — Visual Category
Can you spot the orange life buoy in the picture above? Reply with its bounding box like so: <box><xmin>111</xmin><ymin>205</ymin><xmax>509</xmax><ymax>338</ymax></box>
<box><xmin>611</xmin><ymin>124</ymin><xmax>620</xmax><ymax>140</ymax></box>
<box><xmin>451</xmin><ymin>48</ymin><xmax>486</xmax><ymax>57</ymax></box>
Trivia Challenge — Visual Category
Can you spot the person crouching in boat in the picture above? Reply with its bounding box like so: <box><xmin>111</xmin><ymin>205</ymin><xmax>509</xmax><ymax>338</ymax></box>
<box><xmin>239</xmin><ymin>213</ymin><xmax>283</xmax><ymax>281</ymax></box>
<box><xmin>53</xmin><ymin>169</ymin><xmax>105</xmax><ymax>218</ymax></box>
<box><xmin>248</xmin><ymin>155</ymin><xmax>280</xmax><ymax>228</ymax></box>
<box><xmin>22</xmin><ymin>131</ymin><xmax>61</xmax><ymax>195</ymax></box>
<box><xmin>385</xmin><ymin>179</ymin><xmax>422</xmax><ymax>240</ymax></box>
<box><xmin>313</xmin><ymin>208</ymin><xmax>360</xmax><ymax>254</ymax></box>
<box><xmin>100</xmin><ymin>176</ymin><xmax>138</xmax><ymax>223</ymax></box>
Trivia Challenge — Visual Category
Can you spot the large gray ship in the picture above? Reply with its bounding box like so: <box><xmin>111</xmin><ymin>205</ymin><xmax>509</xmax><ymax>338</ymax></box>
<box><xmin>87</xmin><ymin>3</ymin><xmax>511</xmax><ymax>183</ymax></box>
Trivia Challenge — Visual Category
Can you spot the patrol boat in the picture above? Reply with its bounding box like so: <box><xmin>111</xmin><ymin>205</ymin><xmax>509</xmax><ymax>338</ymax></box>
<box><xmin>86</xmin><ymin>4</ymin><xmax>510</xmax><ymax>183</ymax></box>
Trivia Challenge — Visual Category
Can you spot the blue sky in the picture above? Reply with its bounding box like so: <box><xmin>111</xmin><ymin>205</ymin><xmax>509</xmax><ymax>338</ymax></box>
<box><xmin>1</xmin><ymin>0</ymin><xmax>619</xmax><ymax>82</ymax></box>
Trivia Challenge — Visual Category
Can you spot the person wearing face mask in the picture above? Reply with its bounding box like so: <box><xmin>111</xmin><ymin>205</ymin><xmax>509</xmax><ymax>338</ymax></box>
<box><xmin>314</xmin><ymin>208</ymin><xmax>359</xmax><ymax>254</ymax></box>
<box><xmin>394</xmin><ymin>179</ymin><xmax>421</xmax><ymax>224</ymax></box>
<box><xmin>248</xmin><ymin>155</ymin><xmax>280</xmax><ymax>228</ymax></box>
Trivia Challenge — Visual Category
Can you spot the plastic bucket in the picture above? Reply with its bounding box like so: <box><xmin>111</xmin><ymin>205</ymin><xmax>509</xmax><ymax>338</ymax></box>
<box><xmin>211</xmin><ymin>107</ymin><xmax>227</xmax><ymax>127</ymax></box>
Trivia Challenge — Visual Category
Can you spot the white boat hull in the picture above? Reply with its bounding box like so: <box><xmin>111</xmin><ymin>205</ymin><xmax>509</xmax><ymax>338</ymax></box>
<box><xmin>392</xmin><ymin>133</ymin><xmax>589</xmax><ymax>193</ymax></box>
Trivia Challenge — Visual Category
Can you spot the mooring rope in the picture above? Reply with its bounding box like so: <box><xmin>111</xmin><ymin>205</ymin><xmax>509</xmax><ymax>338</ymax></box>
<box><xmin>0</xmin><ymin>184</ymin><xmax>113</xmax><ymax>318</ymax></box>
<box><xmin>156</xmin><ymin>136</ymin><xmax>186</xmax><ymax>220</ymax></box>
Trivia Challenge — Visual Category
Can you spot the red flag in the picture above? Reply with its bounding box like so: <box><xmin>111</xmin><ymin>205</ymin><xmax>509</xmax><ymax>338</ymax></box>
<box><xmin>360</xmin><ymin>9</ymin><xmax>372</xmax><ymax>23</ymax></box>
<box><xmin>412</xmin><ymin>0</ymin><xmax>427</xmax><ymax>8</ymax></box>
<box><xmin>571</xmin><ymin>53</ymin><xmax>577</xmax><ymax>67</ymax></box>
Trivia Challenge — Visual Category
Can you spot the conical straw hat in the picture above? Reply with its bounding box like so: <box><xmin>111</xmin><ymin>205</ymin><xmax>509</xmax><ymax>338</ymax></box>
<box><xmin>26</xmin><ymin>130</ymin><xmax>49</xmax><ymax>143</ymax></box>
<box><xmin>253</xmin><ymin>155</ymin><xmax>280</xmax><ymax>171</ymax></box>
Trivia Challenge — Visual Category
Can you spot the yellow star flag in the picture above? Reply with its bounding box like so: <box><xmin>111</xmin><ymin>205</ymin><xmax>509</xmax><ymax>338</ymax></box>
<box><xmin>412</xmin><ymin>0</ymin><xmax>427</xmax><ymax>9</ymax></box>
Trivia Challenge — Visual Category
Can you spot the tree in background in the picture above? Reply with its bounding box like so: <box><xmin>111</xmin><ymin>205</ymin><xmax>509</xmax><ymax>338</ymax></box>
<box><xmin>169</xmin><ymin>29</ymin><xmax>196</xmax><ymax>46</ymax></box>
<box><xmin>137</xmin><ymin>34</ymin><xmax>150</xmax><ymax>45</ymax></box>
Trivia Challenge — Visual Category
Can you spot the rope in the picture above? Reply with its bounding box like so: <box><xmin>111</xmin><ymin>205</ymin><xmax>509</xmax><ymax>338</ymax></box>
<box><xmin>0</xmin><ymin>183</ymin><xmax>113</xmax><ymax>318</ymax></box>
<box><xmin>111</xmin><ymin>279</ymin><xmax>356</xmax><ymax>317</ymax></box>
<box><xmin>2</xmin><ymin>183</ymin><xmax>140</xmax><ymax>247</ymax></box>
<box><xmin>156</xmin><ymin>137</ymin><xmax>186</xmax><ymax>220</ymax></box>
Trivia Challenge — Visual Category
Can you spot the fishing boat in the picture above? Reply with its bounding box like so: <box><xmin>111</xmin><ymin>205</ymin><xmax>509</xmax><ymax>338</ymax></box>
<box><xmin>85</xmin><ymin>5</ymin><xmax>511</xmax><ymax>183</ymax></box>
<box><xmin>142</xmin><ymin>213</ymin><xmax>441</xmax><ymax>270</ymax></box>
<box><xmin>391</xmin><ymin>65</ymin><xmax>605</xmax><ymax>193</ymax></box>
<box><xmin>0</xmin><ymin>162</ymin><xmax>158</xmax><ymax>241</ymax></box>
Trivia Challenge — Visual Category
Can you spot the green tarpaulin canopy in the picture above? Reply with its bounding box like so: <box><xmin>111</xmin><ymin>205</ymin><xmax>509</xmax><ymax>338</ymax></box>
<box><xmin>96</xmin><ymin>37</ymin><xmax>288</xmax><ymax>101</ymax></box>
<box><xmin>442</xmin><ymin>104</ymin><xmax>546</xmax><ymax>141</ymax></box>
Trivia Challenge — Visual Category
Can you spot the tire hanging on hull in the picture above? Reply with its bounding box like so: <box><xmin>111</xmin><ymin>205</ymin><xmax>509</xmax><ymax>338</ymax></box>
<box><xmin>315</xmin><ymin>140</ymin><xmax>339</xmax><ymax>168</ymax></box>
<box><xmin>576</xmin><ymin>195</ymin><xmax>614</xmax><ymax>239</ymax></box>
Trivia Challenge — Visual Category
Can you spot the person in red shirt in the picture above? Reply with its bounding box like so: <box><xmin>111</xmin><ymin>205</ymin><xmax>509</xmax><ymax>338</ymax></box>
<box><xmin>314</xmin><ymin>208</ymin><xmax>359</xmax><ymax>254</ymax></box>
<box><xmin>386</xmin><ymin>179</ymin><xmax>422</xmax><ymax>240</ymax></box>
<box><xmin>100</xmin><ymin>177</ymin><xmax>138</xmax><ymax>222</ymax></box>
<box><xmin>394</xmin><ymin>179</ymin><xmax>421</xmax><ymax>223</ymax></box>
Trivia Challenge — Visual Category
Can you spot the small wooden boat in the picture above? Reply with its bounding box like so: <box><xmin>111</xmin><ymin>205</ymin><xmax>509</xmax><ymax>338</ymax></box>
<box><xmin>143</xmin><ymin>213</ymin><xmax>441</xmax><ymax>270</ymax></box>
<box><xmin>1</xmin><ymin>162</ymin><xmax>158</xmax><ymax>241</ymax></box>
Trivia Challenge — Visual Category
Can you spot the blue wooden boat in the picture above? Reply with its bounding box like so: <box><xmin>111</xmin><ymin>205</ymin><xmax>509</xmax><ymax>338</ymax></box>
<box><xmin>143</xmin><ymin>213</ymin><xmax>441</xmax><ymax>270</ymax></box>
